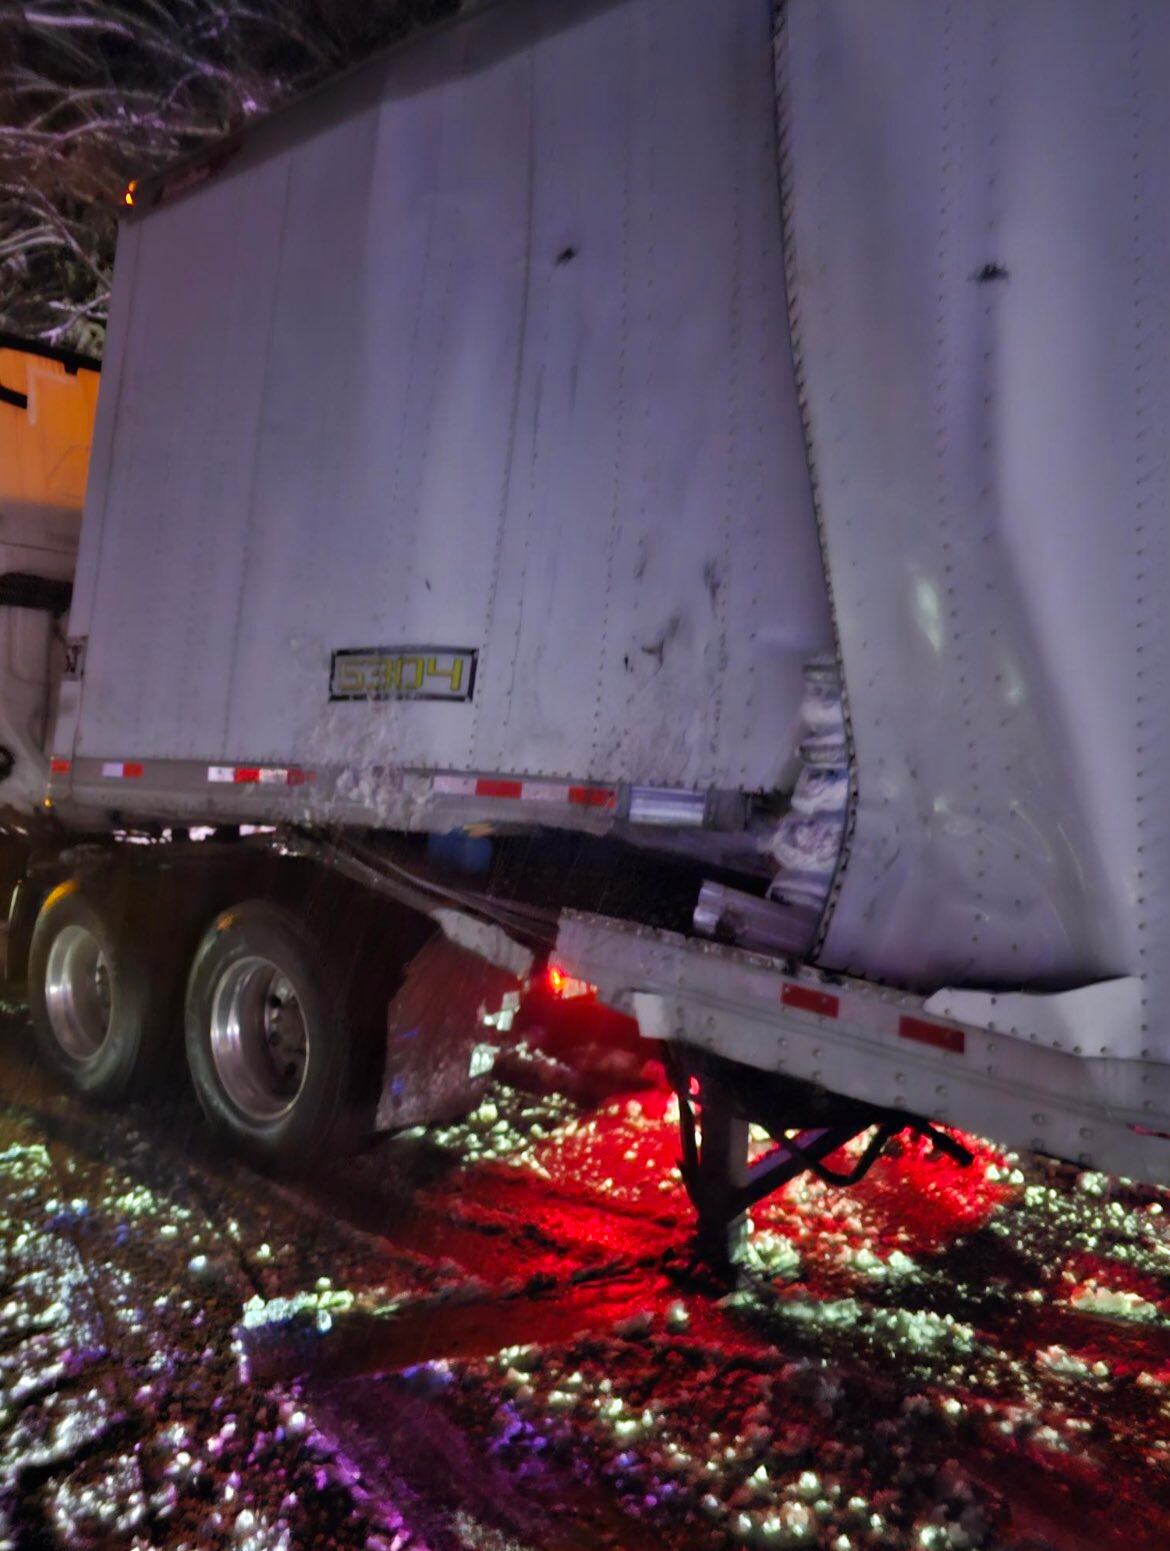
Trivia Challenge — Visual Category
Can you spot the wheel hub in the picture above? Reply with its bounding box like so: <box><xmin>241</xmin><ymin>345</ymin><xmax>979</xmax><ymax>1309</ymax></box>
<box><xmin>44</xmin><ymin>924</ymin><xmax>113</xmax><ymax>1061</ymax></box>
<box><xmin>209</xmin><ymin>957</ymin><xmax>309</xmax><ymax>1121</ymax></box>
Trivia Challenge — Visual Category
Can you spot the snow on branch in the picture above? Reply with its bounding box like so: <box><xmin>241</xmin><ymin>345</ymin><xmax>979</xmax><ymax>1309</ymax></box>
<box><xmin>0</xmin><ymin>0</ymin><xmax>459</xmax><ymax>352</ymax></box>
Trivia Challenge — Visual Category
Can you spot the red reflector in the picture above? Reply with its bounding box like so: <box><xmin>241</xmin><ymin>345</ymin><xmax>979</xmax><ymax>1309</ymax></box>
<box><xmin>569</xmin><ymin>786</ymin><xmax>616</xmax><ymax>809</ymax></box>
<box><xmin>123</xmin><ymin>762</ymin><xmax>144</xmax><ymax>779</ymax></box>
<box><xmin>899</xmin><ymin>1015</ymin><xmax>965</xmax><ymax>1054</ymax></box>
<box><xmin>49</xmin><ymin>758</ymin><xmax>71</xmax><ymax>774</ymax></box>
<box><xmin>781</xmin><ymin>983</ymin><xmax>839</xmax><ymax>1018</ymax></box>
<box><xmin>234</xmin><ymin>768</ymin><xmax>261</xmax><ymax>784</ymax></box>
<box><xmin>476</xmin><ymin>778</ymin><xmax>523</xmax><ymax>799</ymax></box>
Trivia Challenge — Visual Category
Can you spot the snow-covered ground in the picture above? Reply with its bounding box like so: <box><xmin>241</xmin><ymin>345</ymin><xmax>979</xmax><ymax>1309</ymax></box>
<box><xmin>2</xmin><ymin>1018</ymin><xmax>1169</xmax><ymax>1550</ymax></box>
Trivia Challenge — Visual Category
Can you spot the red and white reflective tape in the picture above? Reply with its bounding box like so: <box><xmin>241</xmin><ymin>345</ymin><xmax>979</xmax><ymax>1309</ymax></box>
<box><xmin>780</xmin><ymin>978</ymin><xmax>966</xmax><ymax>1055</ymax></box>
<box><xmin>207</xmin><ymin>765</ymin><xmax>311</xmax><ymax>787</ymax></box>
<box><xmin>432</xmin><ymin>773</ymin><xmax>617</xmax><ymax>810</ymax></box>
<box><xmin>101</xmin><ymin>760</ymin><xmax>143</xmax><ymax>780</ymax></box>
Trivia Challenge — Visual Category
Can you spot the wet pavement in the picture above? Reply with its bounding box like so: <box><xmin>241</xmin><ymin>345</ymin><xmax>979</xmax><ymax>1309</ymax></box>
<box><xmin>3</xmin><ymin>1013</ymin><xmax>1170</xmax><ymax>1550</ymax></box>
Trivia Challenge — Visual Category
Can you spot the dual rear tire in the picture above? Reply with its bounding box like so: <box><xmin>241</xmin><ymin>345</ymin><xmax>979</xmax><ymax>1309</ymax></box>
<box><xmin>29</xmin><ymin>886</ymin><xmax>358</xmax><ymax>1166</ymax></box>
<box><xmin>29</xmin><ymin>882</ymin><xmax>162</xmax><ymax>1101</ymax></box>
<box><xmin>185</xmin><ymin>901</ymin><xmax>352</xmax><ymax>1163</ymax></box>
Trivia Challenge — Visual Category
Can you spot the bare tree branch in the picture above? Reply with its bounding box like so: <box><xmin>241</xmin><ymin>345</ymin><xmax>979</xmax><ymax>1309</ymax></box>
<box><xmin>0</xmin><ymin>0</ymin><xmax>461</xmax><ymax>353</ymax></box>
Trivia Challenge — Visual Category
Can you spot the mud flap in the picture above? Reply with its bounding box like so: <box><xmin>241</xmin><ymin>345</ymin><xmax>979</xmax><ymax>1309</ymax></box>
<box><xmin>375</xmin><ymin>935</ymin><xmax>520</xmax><ymax>1131</ymax></box>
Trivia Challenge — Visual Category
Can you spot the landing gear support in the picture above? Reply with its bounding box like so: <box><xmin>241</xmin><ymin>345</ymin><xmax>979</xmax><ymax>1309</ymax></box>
<box><xmin>674</xmin><ymin>1066</ymin><xmax>750</xmax><ymax>1273</ymax></box>
<box><xmin>667</xmin><ymin>1045</ymin><xmax>974</xmax><ymax>1274</ymax></box>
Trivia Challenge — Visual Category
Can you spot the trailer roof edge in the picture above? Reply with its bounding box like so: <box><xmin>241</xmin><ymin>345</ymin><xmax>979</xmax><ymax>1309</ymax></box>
<box><xmin>123</xmin><ymin>0</ymin><xmax>626</xmax><ymax>220</ymax></box>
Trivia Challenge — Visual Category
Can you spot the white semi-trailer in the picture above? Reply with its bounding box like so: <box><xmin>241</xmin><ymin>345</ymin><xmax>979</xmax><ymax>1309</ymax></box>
<box><xmin>8</xmin><ymin>0</ymin><xmax>1170</xmax><ymax>1253</ymax></box>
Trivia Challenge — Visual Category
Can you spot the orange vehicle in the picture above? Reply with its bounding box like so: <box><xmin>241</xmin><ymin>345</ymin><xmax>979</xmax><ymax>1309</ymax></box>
<box><xmin>0</xmin><ymin>334</ymin><xmax>100</xmax><ymax>811</ymax></box>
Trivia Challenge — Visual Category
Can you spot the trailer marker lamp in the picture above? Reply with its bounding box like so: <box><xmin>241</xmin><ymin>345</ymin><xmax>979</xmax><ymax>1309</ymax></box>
<box><xmin>124</xmin><ymin>180</ymin><xmax>138</xmax><ymax>208</ymax></box>
<box><xmin>547</xmin><ymin>963</ymin><xmax>596</xmax><ymax>1000</ymax></box>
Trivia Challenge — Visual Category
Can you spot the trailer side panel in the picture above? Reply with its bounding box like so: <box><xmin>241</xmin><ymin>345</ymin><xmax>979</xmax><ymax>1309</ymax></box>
<box><xmin>61</xmin><ymin>0</ymin><xmax>830</xmax><ymax>813</ymax></box>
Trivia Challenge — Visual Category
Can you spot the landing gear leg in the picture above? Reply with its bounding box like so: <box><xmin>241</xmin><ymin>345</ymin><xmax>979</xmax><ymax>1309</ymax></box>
<box><xmin>695</xmin><ymin>1085</ymin><xmax>750</xmax><ymax>1271</ymax></box>
<box><xmin>668</xmin><ymin>1051</ymin><xmax>750</xmax><ymax>1274</ymax></box>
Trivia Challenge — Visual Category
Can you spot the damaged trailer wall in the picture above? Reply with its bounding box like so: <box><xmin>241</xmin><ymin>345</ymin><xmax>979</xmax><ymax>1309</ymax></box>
<box><xmin>784</xmin><ymin>0</ymin><xmax>1166</xmax><ymax>1066</ymax></box>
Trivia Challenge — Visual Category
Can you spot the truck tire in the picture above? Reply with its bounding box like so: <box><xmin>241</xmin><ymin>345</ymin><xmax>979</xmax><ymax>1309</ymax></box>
<box><xmin>29</xmin><ymin>882</ymin><xmax>161</xmax><ymax>1100</ymax></box>
<box><xmin>184</xmin><ymin>900</ymin><xmax>353</xmax><ymax>1166</ymax></box>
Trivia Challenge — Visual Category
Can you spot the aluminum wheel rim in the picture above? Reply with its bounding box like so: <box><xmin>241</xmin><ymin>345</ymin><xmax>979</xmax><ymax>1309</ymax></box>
<box><xmin>44</xmin><ymin>924</ymin><xmax>112</xmax><ymax>1061</ymax></box>
<box><xmin>209</xmin><ymin>955</ymin><xmax>309</xmax><ymax>1121</ymax></box>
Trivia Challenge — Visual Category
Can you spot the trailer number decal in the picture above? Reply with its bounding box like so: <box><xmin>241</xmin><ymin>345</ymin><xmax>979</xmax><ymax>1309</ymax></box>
<box><xmin>330</xmin><ymin>647</ymin><xmax>477</xmax><ymax>703</ymax></box>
